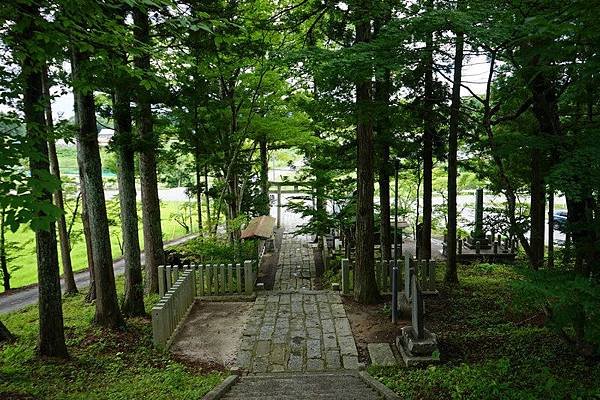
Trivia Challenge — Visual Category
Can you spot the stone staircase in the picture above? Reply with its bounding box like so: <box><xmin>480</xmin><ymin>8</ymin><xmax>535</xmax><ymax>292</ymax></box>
<box><xmin>220</xmin><ymin>372</ymin><xmax>385</xmax><ymax>400</ymax></box>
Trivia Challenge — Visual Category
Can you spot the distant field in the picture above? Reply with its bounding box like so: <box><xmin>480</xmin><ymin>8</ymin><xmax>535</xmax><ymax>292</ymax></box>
<box><xmin>2</xmin><ymin>200</ymin><xmax>196</xmax><ymax>292</ymax></box>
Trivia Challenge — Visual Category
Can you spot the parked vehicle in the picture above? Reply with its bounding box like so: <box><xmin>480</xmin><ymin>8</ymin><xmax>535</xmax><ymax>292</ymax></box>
<box><xmin>553</xmin><ymin>210</ymin><xmax>568</xmax><ymax>232</ymax></box>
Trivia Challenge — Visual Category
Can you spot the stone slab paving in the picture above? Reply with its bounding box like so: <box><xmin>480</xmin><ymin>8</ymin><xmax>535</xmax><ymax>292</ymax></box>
<box><xmin>237</xmin><ymin>234</ymin><xmax>359</xmax><ymax>373</ymax></box>
<box><xmin>367</xmin><ymin>343</ymin><xmax>397</xmax><ymax>367</ymax></box>
<box><xmin>222</xmin><ymin>372</ymin><xmax>383</xmax><ymax>400</ymax></box>
<box><xmin>273</xmin><ymin>233</ymin><xmax>316</xmax><ymax>291</ymax></box>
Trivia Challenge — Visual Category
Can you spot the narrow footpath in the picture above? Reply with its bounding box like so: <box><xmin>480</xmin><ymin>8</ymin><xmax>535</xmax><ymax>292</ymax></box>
<box><xmin>222</xmin><ymin>233</ymin><xmax>385</xmax><ymax>399</ymax></box>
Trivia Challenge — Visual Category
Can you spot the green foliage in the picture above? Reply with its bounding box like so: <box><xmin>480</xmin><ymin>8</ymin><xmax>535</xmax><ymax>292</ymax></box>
<box><xmin>513</xmin><ymin>269</ymin><xmax>600</xmax><ymax>354</ymax></box>
<box><xmin>0</xmin><ymin>276</ymin><xmax>224</xmax><ymax>399</ymax></box>
<box><xmin>370</xmin><ymin>262</ymin><xmax>600</xmax><ymax>399</ymax></box>
<box><xmin>172</xmin><ymin>236</ymin><xmax>254</xmax><ymax>265</ymax></box>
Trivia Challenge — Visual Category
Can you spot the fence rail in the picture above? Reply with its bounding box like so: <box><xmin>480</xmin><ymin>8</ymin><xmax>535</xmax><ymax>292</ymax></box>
<box><xmin>341</xmin><ymin>256</ymin><xmax>437</xmax><ymax>295</ymax></box>
<box><xmin>158</xmin><ymin>261</ymin><xmax>255</xmax><ymax>298</ymax></box>
<box><xmin>151</xmin><ymin>269</ymin><xmax>196</xmax><ymax>348</ymax></box>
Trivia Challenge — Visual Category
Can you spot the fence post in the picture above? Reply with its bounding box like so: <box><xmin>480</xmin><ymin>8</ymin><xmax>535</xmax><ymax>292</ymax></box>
<box><xmin>158</xmin><ymin>266</ymin><xmax>165</xmax><ymax>297</ymax></box>
<box><xmin>165</xmin><ymin>266</ymin><xmax>172</xmax><ymax>291</ymax></box>
<box><xmin>244</xmin><ymin>260</ymin><xmax>253</xmax><ymax>295</ymax></box>
<box><xmin>341</xmin><ymin>258</ymin><xmax>350</xmax><ymax>295</ymax></box>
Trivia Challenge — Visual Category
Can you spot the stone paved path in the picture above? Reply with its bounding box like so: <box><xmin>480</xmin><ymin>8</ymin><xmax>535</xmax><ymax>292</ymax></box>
<box><xmin>236</xmin><ymin>233</ymin><xmax>359</xmax><ymax>373</ymax></box>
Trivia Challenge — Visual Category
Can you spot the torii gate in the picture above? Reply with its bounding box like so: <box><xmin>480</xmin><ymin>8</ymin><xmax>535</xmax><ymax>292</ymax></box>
<box><xmin>268</xmin><ymin>181</ymin><xmax>313</xmax><ymax>228</ymax></box>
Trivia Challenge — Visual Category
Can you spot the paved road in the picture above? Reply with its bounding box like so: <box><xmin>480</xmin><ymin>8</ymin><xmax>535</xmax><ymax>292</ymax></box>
<box><xmin>0</xmin><ymin>234</ymin><xmax>196</xmax><ymax>315</ymax></box>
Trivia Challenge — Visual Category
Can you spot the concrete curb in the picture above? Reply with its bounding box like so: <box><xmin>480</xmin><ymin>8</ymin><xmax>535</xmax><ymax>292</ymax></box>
<box><xmin>358</xmin><ymin>370</ymin><xmax>401</xmax><ymax>400</ymax></box>
<box><xmin>202</xmin><ymin>375</ymin><xmax>239</xmax><ymax>400</ymax></box>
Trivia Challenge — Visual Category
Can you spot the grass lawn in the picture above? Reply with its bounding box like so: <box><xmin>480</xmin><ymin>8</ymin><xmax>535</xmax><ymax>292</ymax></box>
<box><xmin>3</xmin><ymin>200</ymin><xmax>196</xmax><ymax>292</ymax></box>
<box><xmin>369</xmin><ymin>263</ymin><xmax>600</xmax><ymax>399</ymax></box>
<box><xmin>0</xmin><ymin>276</ymin><xmax>224</xmax><ymax>399</ymax></box>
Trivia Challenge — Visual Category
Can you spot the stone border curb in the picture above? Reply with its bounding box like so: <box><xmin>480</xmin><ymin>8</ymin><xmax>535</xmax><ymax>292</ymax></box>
<box><xmin>358</xmin><ymin>371</ymin><xmax>401</xmax><ymax>400</ymax></box>
<box><xmin>202</xmin><ymin>375</ymin><xmax>239</xmax><ymax>400</ymax></box>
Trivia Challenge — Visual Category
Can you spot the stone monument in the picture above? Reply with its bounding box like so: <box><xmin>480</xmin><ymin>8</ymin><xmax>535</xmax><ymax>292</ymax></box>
<box><xmin>397</xmin><ymin>274</ymin><xmax>440</xmax><ymax>366</ymax></box>
<box><xmin>465</xmin><ymin>188</ymin><xmax>491</xmax><ymax>250</ymax></box>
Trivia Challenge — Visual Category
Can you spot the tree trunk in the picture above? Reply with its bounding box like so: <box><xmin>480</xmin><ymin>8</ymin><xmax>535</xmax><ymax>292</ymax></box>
<box><xmin>195</xmin><ymin>145</ymin><xmax>203</xmax><ymax>233</ymax></box>
<box><xmin>353</xmin><ymin>1</ymin><xmax>380</xmax><ymax>304</ymax></box>
<box><xmin>19</xmin><ymin>4</ymin><xmax>68</xmax><ymax>357</ymax></box>
<box><xmin>547</xmin><ymin>187</ymin><xmax>554</xmax><ymax>269</ymax></box>
<box><xmin>72</xmin><ymin>48</ymin><xmax>124</xmax><ymax>329</ymax></box>
<box><xmin>42</xmin><ymin>64</ymin><xmax>78</xmax><ymax>295</ymax></box>
<box><xmin>0</xmin><ymin>321</ymin><xmax>14</xmax><ymax>343</ymax></box>
<box><xmin>375</xmin><ymin>69</ymin><xmax>392</xmax><ymax>263</ymax></box>
<box><xmin>445</xmin><ymin>24</ymin><xmax>464</xmax><ymax>284</ymax></box>
<box><xmin>421</xmin><ymin>0</ymin><xmax>435</xmax><ymax>261</ymax></box>
<box><xmin>0</xmin><ymin>208</ymin><xmax>11</xmax><ymax>291</ymax></box>
<box><xmin>113</xmin><ymin>55</ymin><xmax>145</xmax><ymax>317</ymax></box>
<box><xmin>205</xmin><ymin>165</ymin><xmax>211</xmax><ymax>231</ymax></box>
<box><xmin>529</xmin><ymin>149</ymin><xmax>546</xmax><ymax>270</ymax></box>
<box><xmin>259</xmin><ymin>136</ymin><xmax>270</xmax><ymax>216</ymax></box>
<box><xmin>72</xmin><ymin>90</ymin><xmax>96</xmax><ymax>302</ymax></box>
<box><xmin>133</xmin><ymin>8</ymin><xmax>165</xmax><ymax>294</ymax></box>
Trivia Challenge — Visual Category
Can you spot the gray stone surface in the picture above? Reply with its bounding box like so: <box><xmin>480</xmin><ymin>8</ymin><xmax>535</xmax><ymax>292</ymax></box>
<box><xmin>222</xmin><ymin>372</ymin><xmax>382</xmax><ymax>400</ymax></box>
<box><xmin>236</xmin><ymin>234</ymin><xmax>359</xmax><ymax>373</ymax></box>
<box><xmin>367</xmin><ymin>343</ymin><xmax>397</xmax><ymax>367</ymax></box>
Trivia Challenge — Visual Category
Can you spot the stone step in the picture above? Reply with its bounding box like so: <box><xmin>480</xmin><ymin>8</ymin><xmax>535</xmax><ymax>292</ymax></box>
<box><xmin>221</xmin><ymin>372</ymin><xmax>383</xmax><ymax>400</ymax></box>
<box><xmin>367</xmin><ymin>343</ymin><xmax>397</xmax><ymax>366</ymax></box>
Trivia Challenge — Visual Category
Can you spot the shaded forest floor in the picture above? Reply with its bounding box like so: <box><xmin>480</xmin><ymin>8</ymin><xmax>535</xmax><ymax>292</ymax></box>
<box><xmin>369</xmin><ymin>263</ymin><xmax>600</xmax><ymax>399</ymax></box>
<box><xmin>0</xmin><ymin>276</ymin><xmax>224</xmax><ymax>399</ymax></box>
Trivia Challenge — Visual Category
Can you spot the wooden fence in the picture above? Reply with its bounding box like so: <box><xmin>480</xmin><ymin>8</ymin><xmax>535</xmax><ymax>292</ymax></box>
<box><xmin>341</xmin><ymin>256</ymin><xmax>437</xmax><ymax>295</ymax></box>
<box><xmin>158</xmin><ymin>261</ymin><xmax>255</xmax><ymax>298</ymax></box>
<box><xmin>151</xmin><ymin>269</ymin><xmax>196</xmax><ymax>348</ymax></box>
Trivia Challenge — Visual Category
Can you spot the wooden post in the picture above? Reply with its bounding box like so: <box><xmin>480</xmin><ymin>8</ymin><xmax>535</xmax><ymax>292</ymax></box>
<box><xmin>237</xmin><ymin>263</ymin><xmax>242</xmax><ymax>293</ymax></box>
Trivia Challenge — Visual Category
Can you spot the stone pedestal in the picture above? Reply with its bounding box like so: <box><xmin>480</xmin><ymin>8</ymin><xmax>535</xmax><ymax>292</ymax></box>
<box><xmin>397</xmin><ymin>326</ymin><xmax>440</xmax><ymax>367</ymax></box>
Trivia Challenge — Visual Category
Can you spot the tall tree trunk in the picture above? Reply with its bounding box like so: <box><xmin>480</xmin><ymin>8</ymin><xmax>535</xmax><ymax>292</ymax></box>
<box><xmin>259</xmin><ymin>136</ymin><xmax>270</xmax><ymax>216</ymax></box>
<box><xmin>18</xmin><ymin>4</ymin><xmax>68</xmax><ymax>357</ymax></box>
<box><xmin>0</xmin><ymin>208</ymin><xmax>10</xmax><ymax>291</ymax></box>
<box><xmin>72</xmin><ymin>89</ymin><xmax>96</xmax><ymax>302</ymax></box>
<box><xmin>353</xmin><ymin>1</ymin><xmax>380</xmax><ymax>304</ymax></box>
<box><xmin>421</xmin><ymin>0</ymin><xmax>435</xmax><ymax>261</ymax></box>
<box><xmin>195</xmin><ymin>145</ymin><xmax>203</xmax><ymax>233</ymax></box>
<box><xmin>113</xmin><ymin>52</ymin><xmax>145</xmax><ymax>317</ymax></box>
<box><xmin>445</xmin><ymin>23</ymin><xmax>464</xmax><ymax>284</ymax></box>
<box><xmin>72</xmin><ymin>48</ymin><xmax>124</xmax><ymax>329</ymax></box>
<box><xmin>547</xmin><ymin>187</ymin><xmax>554</xmax><ymax>269</ymax></box>
<box><xmin>529</xmin><ymin>149</ymin><xmax>546</xmax><ymax>270</ymax></box>
<box><xmin>373</xmin><ymin>10</ymin><xmax>392</xmax><ymax>263</ymax></box>
<box><xmin>41</xmin><ymin>64</ymin><xmax>78</xmax><ymax>295</ymax></box>
<box><xmin>205</xmin><ymin>165</ymin><xmax>211</xmax><ymax>231</ymax></box>
<box><xmin>133</xmin><ymin>8</ymin><xmax>165</xmax><ymax>293</ymax></box>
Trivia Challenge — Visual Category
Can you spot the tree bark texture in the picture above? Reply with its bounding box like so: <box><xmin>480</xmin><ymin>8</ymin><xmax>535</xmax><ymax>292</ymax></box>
<box><xmin>19</xmin><ymin>4</ymin><xmax>68</xmax><ymax>357</ymax></box>
<box><xmin>353</xmin><ymin>1</ymin><xmax>380</xmax><ymax>304</ymax></box>
<box><xmin>445</xmin><ymin>26</ymin><xmax>464</xmax><ymax>283</ymax></box>
<box><xmin>133</xmin><ymin>8</ymin><xmax>165</xmax><ymax>293</ymax></box>
<box><xmin>73</xmin><ymin>48</ymin><xmax>124</xmax><ymax>329</ymax></box>
<box><xmin>421</xmin><ymin>0</ymin><xmax>435</xmax><ymax>261</ymax></box>
<box><xmin>42</xmin><ymin>65</ymin><xmax>78</xmax><ymax>294</ymax></box>
<box><xmin>113</xmin><ymin>64</ymin><xmax>145</xmax><ymax>317</ymax></box>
